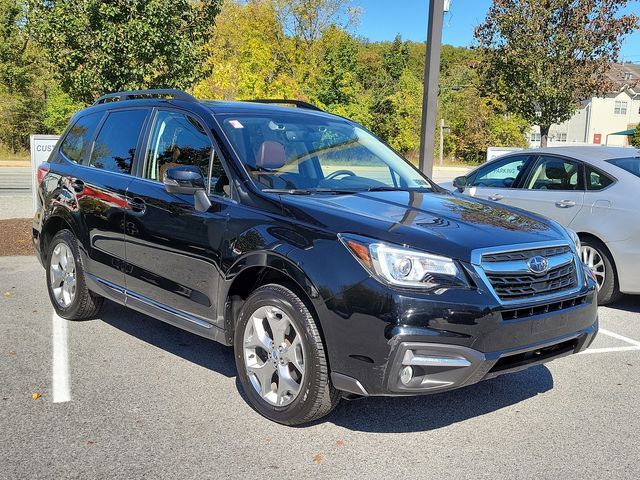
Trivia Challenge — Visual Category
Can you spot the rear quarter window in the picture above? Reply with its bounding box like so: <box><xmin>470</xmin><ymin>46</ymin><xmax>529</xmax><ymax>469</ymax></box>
<box><xmin>59</xmin><ymin>112</ymin><xmax>103</xmax><ymax>163</ymax></box>
<box><xmin>585</xmin><ymin>165</ymin><xmax>615</xmax><ymax>190</ymax></box>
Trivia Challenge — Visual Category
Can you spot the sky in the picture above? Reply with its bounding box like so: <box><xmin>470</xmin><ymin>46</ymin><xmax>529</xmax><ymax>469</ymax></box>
<box><xmin>355</xmin><ymin>0</ymin><xmax>640</xmax><ymax>63</ymax></box>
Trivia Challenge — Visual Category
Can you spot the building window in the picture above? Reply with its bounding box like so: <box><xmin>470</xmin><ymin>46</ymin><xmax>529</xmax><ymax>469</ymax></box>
<box><xmin>624</xmin><ymin>72</ymin><xmax>632</xmax><ymax>80</ymax></box>
<box><xmin>556</xmin><ymin>133</ymin><xmax>567</xmax><ymax>142</ymax></box>
<box><xmin>530</xmin><ymin>132</ymin><xmax>541</xmax><ymax>142</ymax></box>
<box><xmin>614</xmin><ymin>100</ymin><xmax>628</xmax><ymax>115</ymax></box>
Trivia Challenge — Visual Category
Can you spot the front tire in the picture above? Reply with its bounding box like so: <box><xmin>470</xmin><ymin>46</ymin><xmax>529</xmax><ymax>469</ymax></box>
<box><xmin>580</xmin><ymin>238</ymin><xmax>620</xmax><ymax>305</ymax></box>
<box><xmin>234</xmin><ymin>284</ymin><xmax>339</xmax><ymax>425</ymax></box>
<box><xmin>46</xmin><ymin>229</ymin><xmax>104</xmax><ymax>319</ymax></box>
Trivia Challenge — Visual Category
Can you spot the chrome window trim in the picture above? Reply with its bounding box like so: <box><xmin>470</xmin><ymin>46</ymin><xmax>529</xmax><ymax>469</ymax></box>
<box><xmin>471</xmin><ymin>240</ymin><xmax>584</xmax><ymax>306</ymax></box>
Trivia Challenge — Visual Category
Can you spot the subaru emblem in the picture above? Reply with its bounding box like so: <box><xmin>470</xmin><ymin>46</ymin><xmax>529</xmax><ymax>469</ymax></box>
<box><xmin>527</xmin><ymin>256</ymin><xmax>549</xmax><ymax>275</ymax></box>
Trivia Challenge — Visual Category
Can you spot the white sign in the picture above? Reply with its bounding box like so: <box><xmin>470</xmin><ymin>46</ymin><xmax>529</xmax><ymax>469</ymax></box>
<box><xmin>486</xmin><ymin>147</ymin><xmax>523</xmax><ymax>162</ymax></box>
<box><xmin>30</xmin><ymin>134</ymin><xmax>60</xmax><ymax>214</ymax></box>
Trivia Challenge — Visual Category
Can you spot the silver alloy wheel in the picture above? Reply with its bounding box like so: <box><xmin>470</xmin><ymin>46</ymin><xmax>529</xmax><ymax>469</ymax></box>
<box><xmin>580</xmin><ymin>245</ymin><xmax>605</xmax><ymax>291</ymax></box>
<box><xmin>49</xmin><ymin>243</ymin><xmax>77</xmax><ymax>308</ymax></box>
<box><xmin>243</xmin><ymin>305</ymin><xmax>305</xmax><ymax>407</ymax></box>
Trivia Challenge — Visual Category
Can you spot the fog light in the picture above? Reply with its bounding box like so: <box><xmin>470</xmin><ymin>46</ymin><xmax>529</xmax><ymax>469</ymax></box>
<box><xmin>400</xmin><ymin>365</ymin><xmax>413</xmax><ymax>385</ymax></box>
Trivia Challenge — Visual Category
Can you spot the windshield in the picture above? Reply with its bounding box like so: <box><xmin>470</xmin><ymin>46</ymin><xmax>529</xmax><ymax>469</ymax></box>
<box><xmin>218</xmin><ymin>112</ymin><xmax>434</xmax><ymax>192</ymax></box>
<box><xmin>606</xmin><ymin>157</ymin><xmax>640</xmax><ymax>179</ymax></box>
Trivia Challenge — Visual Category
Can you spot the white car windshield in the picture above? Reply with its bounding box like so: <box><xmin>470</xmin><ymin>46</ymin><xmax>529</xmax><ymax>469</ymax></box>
<box><xmin>218</xmin><ymin>112</ymin><xmax>435</xmax><ymax>193</ymax></box>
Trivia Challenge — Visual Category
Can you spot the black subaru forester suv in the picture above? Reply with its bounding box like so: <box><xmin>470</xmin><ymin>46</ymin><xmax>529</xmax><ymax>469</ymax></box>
<box><xmin>34</xmin><ymin>89</ymin><xmax>598</xmax><ymax>425</ymax></box>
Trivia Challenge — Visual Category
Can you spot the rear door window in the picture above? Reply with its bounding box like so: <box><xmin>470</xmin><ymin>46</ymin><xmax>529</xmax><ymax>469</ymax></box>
<box><xmin>525</xmin><ymin>156</ymin><xmax>584</xmax><ymax>191</ymax></box>
<box><xmin>89</xmin><ymin>109</ymin><xmax>148</xmax><ymax>174</ymax></box>
<box><xmin>59</xmin><ymin>112</ymin><xmax>103</xmax><ymax>163</ymax></box>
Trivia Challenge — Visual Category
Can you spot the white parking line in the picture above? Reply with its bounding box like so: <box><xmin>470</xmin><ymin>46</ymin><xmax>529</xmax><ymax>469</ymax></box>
<box><xmin>51</xmin><ymin>312</ymin><xmax>71</xmax><ymax>403</ymax></box>
<box><xmin>579</xmin><ymin>328</ymin><xmax>640</xmax><ymax>355</ymax></box>
<box><xmin>580</xmin><ymin>346</ymin><xmax>640</xmax><ymax>355</ymax></box>
<box><xmin>599</xmin><ymin>328</ymin><xmax>640</xmax><ymax>347</ymax></box>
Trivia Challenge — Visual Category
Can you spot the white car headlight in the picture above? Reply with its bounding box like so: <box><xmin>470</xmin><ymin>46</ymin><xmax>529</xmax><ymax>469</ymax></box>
<box><xmin>339</xmin><ymin>234</ymin><xmax>468</xmax><ymax>289</ymax></box>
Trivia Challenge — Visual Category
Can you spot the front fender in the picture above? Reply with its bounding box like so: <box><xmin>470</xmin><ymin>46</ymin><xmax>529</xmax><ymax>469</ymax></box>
<box><xmin>223</xmin><ymin>249</ymin><xmax>321</xmax><ymax>301</ymax></box>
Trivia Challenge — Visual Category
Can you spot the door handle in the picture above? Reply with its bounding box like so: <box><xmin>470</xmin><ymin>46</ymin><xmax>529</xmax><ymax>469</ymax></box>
<box><xmin>128</xmin><ymin>197</ymin><xmax>146</xmax><ymax>214</ymax></box>
<box><xmin>488</xmin><ymin>194</ymin><xmax>504</xmax><ymax>201</ymax></box>
<box><xmin>70</xmin><ymin>178</ymin><xmax>84</xmax><ymax>193</ymax></box>
<box><xmin>555</xmin><ymin>200</ymin><xmax>576</xmax><ymax>208</ymax></box>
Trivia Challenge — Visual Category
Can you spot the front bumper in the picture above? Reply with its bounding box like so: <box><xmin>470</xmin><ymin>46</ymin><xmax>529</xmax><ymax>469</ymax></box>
<box><xmin>332</xmin><ymin>320</ymin><xmax>597</xmax><ymax>397</ymax></box>
<box><xmin>323</xmin><ymin>266</ymin><xmax>598</xmax><ymax>397</ymax></box>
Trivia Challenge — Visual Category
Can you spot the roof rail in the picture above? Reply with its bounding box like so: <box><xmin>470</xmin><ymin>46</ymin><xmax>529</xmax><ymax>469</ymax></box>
<box><xmin>243</xmin><ymin>99</ymin><xmax>323</xmax><ymax>112</ymax></box>
<box><xmin>94</xmin><ymin>89</ymin><xmax>197</xmax><ymax>105</ymax></box>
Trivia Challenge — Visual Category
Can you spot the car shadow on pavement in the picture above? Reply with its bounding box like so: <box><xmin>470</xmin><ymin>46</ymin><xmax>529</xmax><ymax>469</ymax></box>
<box><xmin>606</xmin><ymin>295</ymin><xmax>640</xmax><ymax>313</ymax></box>
<box><xmin>98</xmin><ymin>301</ymin><xmax>237</xmax><ymax>378</ymax></box>
<box><xmin>324</xmin><ymin>365</ymin><xmax>554</xmax><ymax>433</ymax></box>
<box><xmin>97</xmin><ymin>301</ymin><xmax>554</xmax><ymax>432</ymax></box>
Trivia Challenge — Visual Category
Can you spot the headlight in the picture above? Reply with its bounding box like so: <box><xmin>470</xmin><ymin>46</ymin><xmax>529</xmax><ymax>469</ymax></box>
<box><xmin>339</xmin><ymin>234</ymin><xmax>468</xmax><ymax>289</ymax></box>
<box><xmin>566</xmin><ymin>228</ymin><xmax>581</xmax><ymax>252</ymax></box>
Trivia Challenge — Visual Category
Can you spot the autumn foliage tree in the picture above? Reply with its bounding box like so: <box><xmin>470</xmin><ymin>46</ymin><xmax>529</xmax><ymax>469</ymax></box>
<box><xmin>475</xmin><ymin>0</ymin><xmax>639</xmax><ymax>147</ymax></box>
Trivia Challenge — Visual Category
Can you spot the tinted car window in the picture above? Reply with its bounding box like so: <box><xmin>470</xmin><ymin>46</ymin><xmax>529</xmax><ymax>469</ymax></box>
<box><xmin>607</xmin><ymin>157</ymin><xmax>640</xmax><ymax>178</ymax></box>
<box><xmin>525</xmin><ymin>156</ymin><xmax>583</xmax><ymax>191</ymax></box>
<box><xmin>59</xmin><ymin>112</ymin><xmax>103</xmax><ymax>163</ymax></box>
<box><xmin>585</xmin><ymin>165</ymin><xmax>615</xmax><ymax>190</ymax></box>
<box><xmin>145</xmin><ymin>111</ymin><xmax>211</xmax><ymax>180</ymax></box>
<box><xmin>145</xmin><ymin>110</ymin><xmax>228</xmax><ymax>197</ymax></box>
<box><xmin>89</xmin><ymin>109</ymin><xmax>148</xmax><ymax>174</ymax></box>
<box><xmin>469</xmin><ymin>155</ymin><xmax>529</xmax><ymax>188</ymax></box>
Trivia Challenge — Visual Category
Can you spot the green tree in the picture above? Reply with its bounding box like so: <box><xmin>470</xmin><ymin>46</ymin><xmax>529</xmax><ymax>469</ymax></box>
<box><xmin>475</xmin><ymin>0</ymin><xmax>639</xmax><ymax>147</ymax></box>
<box><xmin>195</xmin><ymin>0</ymin><xmax>302</xmax><ymax>100</ymax></box>
<box><xmin>439</xmin><ymin>45</ymin><xmax>529</xmax><ymax>163</ymax></box>
<box><xmin>383</xmin><ymin>35</ymin><xmax>409</xmax><ymax>83</ymax></box>
<box><xmin>0</xmin><ymin>0</ymin><xmax>47</xmax><ymax>151</ymax></box>
<box><xmin>34</xmin><ymin>0</ymin><xmax>222</xmax><ymax>104</ymax></box>
<box><xmin>315</xmin><ymin>26</ymin><xmax>372</xmax><ymax>126</ymax></box>
<box><xmin>43</xmin><ymin>86</ymin><xmax>84</xmax><ymax>134</ymax></box>
<box><xmin>631</xmin><ymin>123</ymin><xmax>640</xmax><ymax>148</ymax></box>
<box><xmin>274</xmin><ymin>0</ymin><xmax>360</xmax><ymax>99</ymax></box>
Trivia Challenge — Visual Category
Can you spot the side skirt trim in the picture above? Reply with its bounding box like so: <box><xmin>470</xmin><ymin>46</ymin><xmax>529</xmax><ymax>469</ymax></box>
<box><xmin>85</xmin><ymin>273</ymin><xmax>230</xmax><ymax>346</ymax></box>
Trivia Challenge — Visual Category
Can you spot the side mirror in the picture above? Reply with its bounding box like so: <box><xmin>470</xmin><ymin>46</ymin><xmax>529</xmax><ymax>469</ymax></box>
<box><xmin>163</xmin><ymin>165</ymin><xmax>206</xmax><ymax>195</ymax></box>
<box><xmin>163</xmin><ymin>165</ymin><xmax>212</xmax><ymax>212</ymax></box>
<box><xmin>453</xmin><ymin>175</ymin><xmax>468</xmax><ymax>192</ymax></box>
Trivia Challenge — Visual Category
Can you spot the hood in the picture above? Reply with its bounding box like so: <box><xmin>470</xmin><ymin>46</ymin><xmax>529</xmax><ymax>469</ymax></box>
<box><xmin>280</xmin><ymin>190</ymin><xmax>568</xmax><ymax>261</ymax></box>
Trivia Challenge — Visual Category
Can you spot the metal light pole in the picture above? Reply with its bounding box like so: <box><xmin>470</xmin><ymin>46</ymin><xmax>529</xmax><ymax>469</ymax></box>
<box><xmin>418</xmin><ymin>0</ymin><xmax>448</xmax><ymax>177</ymax></box>
<box><xmin>439</xmin><ymin>118</ymin><xmax>444</xmax><ymax>166</ymax></box>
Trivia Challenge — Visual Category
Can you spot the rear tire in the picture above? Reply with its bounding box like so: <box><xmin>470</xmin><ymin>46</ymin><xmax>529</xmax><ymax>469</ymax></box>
<box><xmin>46</xmin><ymin>229</ymin><xmax>103</xmax><ymax>320</ymax></box>
<box><xmin>580</xmin><ymin>237</ymin><xmax>620</xmax><ymax>306</ymax></box>
<box><xmin>234</xmin><ymin>284</ymin><xmax>339</xmax><ymax>425</ymax></box>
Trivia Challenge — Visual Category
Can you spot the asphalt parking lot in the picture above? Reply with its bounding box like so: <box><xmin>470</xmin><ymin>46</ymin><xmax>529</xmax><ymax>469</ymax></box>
<box><xmin>2</xmin><ymin>255</ymin><xmax>640</xmax><ymax>479</ymax></box>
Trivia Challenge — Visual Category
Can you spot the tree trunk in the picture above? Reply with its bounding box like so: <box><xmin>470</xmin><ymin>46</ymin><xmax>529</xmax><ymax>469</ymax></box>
<box><xmin>540</xmin><ymin>125</ymin><xmax>550</xmax><ymax>148</ymax></box>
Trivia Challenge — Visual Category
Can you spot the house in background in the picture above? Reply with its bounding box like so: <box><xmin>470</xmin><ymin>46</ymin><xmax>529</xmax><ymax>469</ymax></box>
<box><xmin>529</xmin><ymin>63</ymin><xmax>640</xmax><ymax>148</ymax></box>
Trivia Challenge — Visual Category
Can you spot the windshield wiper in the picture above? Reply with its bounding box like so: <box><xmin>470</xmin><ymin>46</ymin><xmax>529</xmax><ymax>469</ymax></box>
<box><xmin>364</xmin><ymin>186</ymin><xmax>432</xmax><ymax>192</ymax></box>
<box><xmin>262</xmin><ymin>188</ymin><xmax>359</xmax><ymax>195</ymax></box>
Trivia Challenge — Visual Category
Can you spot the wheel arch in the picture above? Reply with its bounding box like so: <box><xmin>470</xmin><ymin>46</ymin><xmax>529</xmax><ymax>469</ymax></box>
<box><xmin>576</xmin><ymin>231</ymin><xmax>618</xmax><ymax>272</ymax></box>
<box><xmin>220</xmin><ymin>252</ymin><xmax>324</xmax><ymax>346</ymax></box>
<box><xmin>576</xmin><ymin>231</ymin><xmax>620</xmax><ymax>296</ymax></box>
<box><xmin>40</xmin><ymin>212</ymin><xmax>77</xmax><ymax>261</ymax></box>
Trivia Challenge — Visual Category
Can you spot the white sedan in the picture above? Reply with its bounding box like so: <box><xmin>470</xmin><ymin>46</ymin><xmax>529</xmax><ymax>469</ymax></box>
<box><xmin>441</xmin><ymin>146</ymin><xmax>640</xmax><ymax>304</ymax></box>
